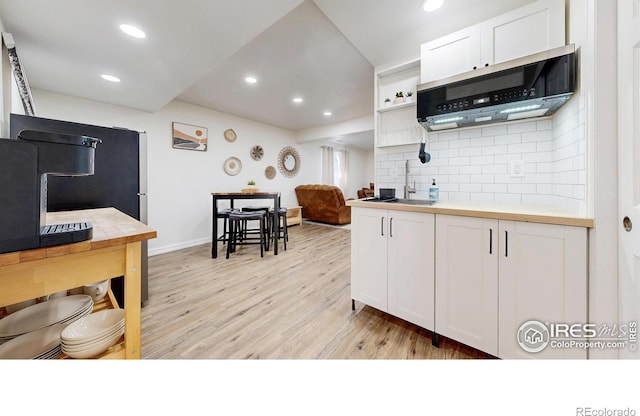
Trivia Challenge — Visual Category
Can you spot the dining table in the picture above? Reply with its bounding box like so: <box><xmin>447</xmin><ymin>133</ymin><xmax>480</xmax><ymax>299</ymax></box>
<box><xmin>211</xmin><ymin>191</ymin><xmax>281</xmax><ymax>259</ymax></box>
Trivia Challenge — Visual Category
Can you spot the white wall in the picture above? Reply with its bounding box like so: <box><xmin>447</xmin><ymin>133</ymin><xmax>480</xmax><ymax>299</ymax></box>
<box><xmin>31</xmin><ymin>89</ymin><xmax>318</xmax><ymax>255</ymax></box>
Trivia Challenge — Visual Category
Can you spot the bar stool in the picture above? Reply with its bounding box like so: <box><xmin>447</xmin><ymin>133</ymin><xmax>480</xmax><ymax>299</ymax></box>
<box><xmin>216</xmin><ymin>208</ymin><xmax>233</xmax><ymax>245</ymax></box>
<box><xmin>269</xmin><ymin>207</ymin><xmax>288</xmax><ymax>251</ymax></box>
<box><xmin>226</xmin><ymin>210</ymin><xmax>268</xmax><ymax>258</ymax></box>
<box><xmin>241</xmin><ymin>206</ymin><xmax>271</xmax><ymax>249</ymax></box>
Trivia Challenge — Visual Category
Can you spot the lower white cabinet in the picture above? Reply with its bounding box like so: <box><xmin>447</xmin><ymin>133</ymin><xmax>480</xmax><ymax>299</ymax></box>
<box><xmin>498</xmin><ymin>220</ymin><xmax>587</xmax><ymax>359</ymax></box>
<box><xmin>435</xmin><ymin>215</ymin><xmax>499</xmax><ymax>356</ymax></box>
<box><xmin>351</xmin><ymin>207</ymin><xmax>435</xmax><ymax>331</ymax></box>
<box><xmin>435</xmin><ymin>214</ymin><xmax>587</xmax><ymax>359</ymax></box>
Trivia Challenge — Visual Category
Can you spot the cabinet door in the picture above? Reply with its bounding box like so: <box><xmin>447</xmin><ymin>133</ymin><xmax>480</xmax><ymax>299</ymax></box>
<box><xmin>387</xmin><ymin>211</ymin><xmax>435</xmax><ymax>331</ymax></box>
<box><xmin>498</xmin><ymin>221</ymin><xmax>587</xmax><ymax>359</ymax></box>
<box><xmin>351</xmin><ymin>207</ymin><xmax>388</xmax><ymax>312</ymax></box>
<box><xmin>481</xmin><ymin>0</ymin><xmax>565</xmax><ymax>65</ymax></box>
<box><xmin>435</xmin><ymin>215</ymin><xmax>499</xmax><ymax>355</ymax></box>
<box><xmin>420</xmin><ymin>25</ymin><xmax>481</xmax><ymax>84</ymax></box>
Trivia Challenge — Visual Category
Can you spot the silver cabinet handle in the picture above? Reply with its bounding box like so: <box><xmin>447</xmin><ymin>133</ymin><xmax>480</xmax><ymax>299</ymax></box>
<box><xmin>390</xmin><ymin>218</ymin><xmax>393</xmax><ymax>237</ymax></box>
<box><xmin>381</xmin><ymin>217</ymin><xmax>384</xmax><ymax>236</ymax></box>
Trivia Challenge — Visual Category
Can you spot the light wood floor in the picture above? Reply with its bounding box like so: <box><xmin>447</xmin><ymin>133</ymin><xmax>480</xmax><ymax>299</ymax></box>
<box><xmin>141</xmin><ymin>221</ymin><xmax>493</xmax><ymax>359</ymax></box>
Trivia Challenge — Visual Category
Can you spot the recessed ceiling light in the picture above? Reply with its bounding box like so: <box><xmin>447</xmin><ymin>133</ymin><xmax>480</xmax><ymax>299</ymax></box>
<box><xmin>323</xmin><ymin>111</ymin><xmax>332</xmax><ymax>116</ymax></box>
<box><xmin>422</xmin><ymin>0</ymin><xmax>444</xmax><ymax>12</ymax></box>
<box><xmin>245</xmin><ymin>76</ymin><xmax>257</xmax><ymax>84</ymax></box>
<box><xmin>120</xmin><ymin>24</ymin><xmax>146</xmax><ymax>39</ymax></box>
<box><xmin>292</xmin><ymin>97</ymin><xmax>303</xmax><ymax>103</ymax></box>
<box><xmin>101</xmin><ymin>74</ymin><xmax>121</xmax><ymax>83</ymax></box>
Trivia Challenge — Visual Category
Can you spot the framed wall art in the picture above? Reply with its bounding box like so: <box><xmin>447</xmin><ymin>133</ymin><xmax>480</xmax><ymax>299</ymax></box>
<box><xmin>172</xmin><ymin>122</ymin><xmax>208</xmax><ymax>151</ymax></box>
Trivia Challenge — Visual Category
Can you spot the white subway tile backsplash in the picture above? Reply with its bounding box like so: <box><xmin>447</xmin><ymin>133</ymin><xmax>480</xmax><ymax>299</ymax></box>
<box><xmin>508</xmin><ymin>142</ymin><xmax>537</xmax><ymax>154</ymax></box>
<box><xmin>495</xmin><ymin>193</ymin><xmax>522</xmax><ymax>205</ymax></box>
<box><xmin>482</xmin><ymin>164</ymin><xmax>508</xmax><ymax>174</ymax></box>
<box><xmin>449</xmin><ymin>156</ymin><xmax>471</xmax><ymax>166</ymax></box>
<box><xmin>459</xmin><ymin>147</ymin><xmax>483</xmax><ymax>156</ymax></box>
<box><xmin>459</xmin><ymin>128</ymin><xmax>483</xmax><ymax>139</ymax></box>
<box><xmin>481</xmin><ymin>125</ymin><xmax>508</xmax><ymax>136</ymax></box>
<box><xmin>482</xmin><ymin>183</ymin><xmax>507</xmax><ymax>193</ymax></box>
<box><xmin>376</xmin><ymin>99</ymin><xmax>586</xmax><ymax>216</ymax></box>
<box><xmin>495</xmin><ymin>134</ymin><xmax>522</xmax><ymax>145</ymax></box>
<box><xmin>507</xmin><ymin>183</ymin><xmax>537</xmax><ymax>194</ymax></box>
<box><xmin>471</xmin><ymin>174</ymin><xmax>496</xmax><ymax>184</ymax></box>
<box><xmin>482</xmin><ymin>145</ymin><xmax>508</xmax><ymax>155</ymax></box>
<box><xmin>460</xmin><ymin>183</ymin><xmax>482</xmax><ymax>192</ymax></box>
<box><xmin>459</xmin><ymin>165</ymin><xmax>482</xmax><ymax>174</ymax></box>
<box><xmin>507</xmin><ymin>121</ymin><xmax>538</xmax><ymax>134</ymax></box>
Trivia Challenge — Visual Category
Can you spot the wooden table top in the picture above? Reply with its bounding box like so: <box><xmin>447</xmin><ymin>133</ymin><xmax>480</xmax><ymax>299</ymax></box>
<box><xmin>0</xmin><ymin>207</ymin><xmax>157</xmax><ymax>266</ymax></box>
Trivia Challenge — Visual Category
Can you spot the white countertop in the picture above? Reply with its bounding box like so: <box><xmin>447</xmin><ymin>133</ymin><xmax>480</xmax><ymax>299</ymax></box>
<box><xmin>346</xmin><ymin>199</ymin><xmax>593</xmax><ymax>228</ymax></box>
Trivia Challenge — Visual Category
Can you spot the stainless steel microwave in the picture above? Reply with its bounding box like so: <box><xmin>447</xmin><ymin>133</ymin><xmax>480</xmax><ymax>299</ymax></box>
<box><xmin>417</xmin><ymin>44</ymin><xmax>576</xmax><ymax>131</ymax></box>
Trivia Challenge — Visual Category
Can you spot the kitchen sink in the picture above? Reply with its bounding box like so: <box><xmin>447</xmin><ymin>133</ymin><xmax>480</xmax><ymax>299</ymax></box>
<box><xmin>389</xmin><ymin>198</ymin><xmax>437</xmax><ymax>206</ymax></box>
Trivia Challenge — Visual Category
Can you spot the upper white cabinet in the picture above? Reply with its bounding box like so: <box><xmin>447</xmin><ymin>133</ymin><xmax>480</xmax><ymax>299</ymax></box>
<box><xmin>421</xmin><ymin>0</ymin><xmax>566</xmax><ymax>84</ymax></box>
<box><xmin>420</xmin><ymin>25</ymin><xmax>482</xmax><ymax>84</ymax></box>
<box><xmin>351</xmin><ymin>207</ymin><xmax>435</xmax><ymax>330</ymax></box>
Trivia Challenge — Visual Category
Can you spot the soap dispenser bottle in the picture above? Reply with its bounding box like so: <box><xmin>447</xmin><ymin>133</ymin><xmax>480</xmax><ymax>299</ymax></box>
<box><xmin>429</xmin><ymin>179</ymin><xmax>439</xmax><ymax>201</ymax></box>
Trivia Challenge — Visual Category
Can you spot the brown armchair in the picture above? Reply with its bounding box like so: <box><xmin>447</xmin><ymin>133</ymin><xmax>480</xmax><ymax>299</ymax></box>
<box><xmin>294</xmin><ymin>184</ymin><xmax>351</xmax><ymax>225</ymax></box>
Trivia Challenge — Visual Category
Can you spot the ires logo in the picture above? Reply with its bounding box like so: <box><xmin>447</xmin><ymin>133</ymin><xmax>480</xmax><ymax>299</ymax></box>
<box><xmin>517</xmin><ymin>320</ymin><xmax>638</xmax><ymax>353</ymax></box>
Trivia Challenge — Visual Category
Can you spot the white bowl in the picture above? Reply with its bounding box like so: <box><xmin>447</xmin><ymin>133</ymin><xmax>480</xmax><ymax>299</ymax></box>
<box><xmin>83</xmin><ymin>280</ymin><xmax>109</xmax><ymax>302</ymax></box>
<box><xmin>62</xmin><ymin>327</ymin><xmax>124</xmax><ymax>359</ymax></box>
<box><xmin>61</xmin><ymin>309</ymin><xmax>124</xmax><ymax>342</ymax></box>
<box><xmin>62</xmin><ymin>325</ymin><xmax>124</xmax><ymax>351</ymax></box>
<box><xmin>62</xmin><ymin>321</ymin><xmax>124</xmax><ymax>346</ymax></box>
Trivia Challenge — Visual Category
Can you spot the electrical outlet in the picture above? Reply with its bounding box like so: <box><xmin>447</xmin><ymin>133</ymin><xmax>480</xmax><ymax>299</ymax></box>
<box><xmin>509</xmin><ymin>160</ymin><xmax>525</xmax><ymax>178</ymax></box>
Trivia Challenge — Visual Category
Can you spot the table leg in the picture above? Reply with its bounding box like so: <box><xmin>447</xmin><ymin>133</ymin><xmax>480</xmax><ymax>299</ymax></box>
<box><xmin>212</xmin><ymin>196</ymin><xmax>218</xmax><ymax>258</ymax></box>
<box><xmin>273</xmin><ymin>195</ymin><xmax>279</xmax><ymax>255</ymax></box>
<box><xmin>124</xmin><ymin>241</ymin><xmax>142</xmax><ymax>359</ymax></box>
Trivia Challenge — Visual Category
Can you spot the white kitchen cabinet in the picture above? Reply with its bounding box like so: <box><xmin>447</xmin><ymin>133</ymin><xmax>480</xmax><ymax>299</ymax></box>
<box><xmin>434</xmin><ymin>215</ymin><xmax>587</xmax><ymax>359</ymax></box>
<box><xmin>435</xmin><ymin>215</ymin><xmax>499</xmax><ymax>356</ymax></box>
<box><xmin>498</xmin><ymin>220</ymin><xmax>587</xmax><ymax>359</ymax></box>
<box><xmin>420</xmin><ymin>0</ymin><xmax>565</xmax><ymax>84</ymax></box>
<box><xmin>420</xmin><ymin>25</ymin><xmax>482</xmax><ymax>84</ymax></box>
<box><xmin>351</xmin><ymin>207</ymin><xmax>435</xmax><ymax>331</ymax></box>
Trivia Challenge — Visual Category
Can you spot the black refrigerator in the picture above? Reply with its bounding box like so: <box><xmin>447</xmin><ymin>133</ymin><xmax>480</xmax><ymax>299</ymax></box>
<box><xmin>9</xmin><ymin>113</ymin><xmax>149</xmax><ymax>306</ymax></box>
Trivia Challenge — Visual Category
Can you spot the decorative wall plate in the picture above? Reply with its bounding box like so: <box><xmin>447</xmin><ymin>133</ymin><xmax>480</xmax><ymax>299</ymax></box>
<box><xmin>251</xmin><ymin>145</ymin><xmax>264</xmax><ymax>161</ymax></box>
<box><xmin>223</xmin><ymin>129</ymin><xmax>237</xmax><ymax>142</ymax></box>
<box><xmin>277</xmin><ymin>146</ymin><xmax>301</xmax><ymax>178</ymax></box>
<box><xmin>223</xmin><ymin>156</ymin><xmax>242</xmax><ymax>176</ymax></box>
<box><xmin>265</xmin><ymin>165</ymin><xmax>276</xmax><ymax>180</ymax></box>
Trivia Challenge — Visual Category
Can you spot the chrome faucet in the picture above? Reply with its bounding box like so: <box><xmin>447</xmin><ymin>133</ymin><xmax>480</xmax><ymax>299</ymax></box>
<box><xmin>404</xmin><ymin>159</ymin><xmax>416</xmax><ymax>199</ymax></box>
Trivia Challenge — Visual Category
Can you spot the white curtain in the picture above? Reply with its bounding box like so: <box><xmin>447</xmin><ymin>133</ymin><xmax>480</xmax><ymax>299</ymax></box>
<box><xmin>321</xmin><ymin>145</ymin><xmax>334</xmax><ymax>185</ymax></box>
<box><xmin>334</xmin><ymin>148</ymin><xmax>349</xmax><ymax>194</ymax></box>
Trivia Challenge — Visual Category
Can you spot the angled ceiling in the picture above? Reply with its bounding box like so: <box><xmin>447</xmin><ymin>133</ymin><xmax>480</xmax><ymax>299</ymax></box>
<box><xmin>0</xmin><ymin>0</ymin><xmax>536</xmax><ymax>135</ymax></box>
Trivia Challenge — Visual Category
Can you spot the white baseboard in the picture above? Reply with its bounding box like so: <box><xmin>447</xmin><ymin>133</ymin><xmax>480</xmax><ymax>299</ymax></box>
<box><xmin>148</xmin><ymin>237</ymin><xmax>211</xmax><ymax>257</ymax></box>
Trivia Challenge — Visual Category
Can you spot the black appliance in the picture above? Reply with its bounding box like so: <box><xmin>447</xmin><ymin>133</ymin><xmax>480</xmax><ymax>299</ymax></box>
<box><xmin>417</xmin><ymin>44</ymin><xmax>576</xmax><ymax>131</ymax></box>
<box><xmin>0</xmin><ymin>130</ymin><xmax>100</xmax><ymax>254</ymax></box>
<box><xmin>9</xmin><ymin>113</ymin><xmax>148</xmax><ymax>306</ymax></box>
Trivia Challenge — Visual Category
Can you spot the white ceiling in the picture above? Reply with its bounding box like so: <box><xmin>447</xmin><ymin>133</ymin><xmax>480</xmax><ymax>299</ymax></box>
<box><xmin>0</xmin><ymin>0</ymin><xmax>536</xmax><ymax>146</ymax></box>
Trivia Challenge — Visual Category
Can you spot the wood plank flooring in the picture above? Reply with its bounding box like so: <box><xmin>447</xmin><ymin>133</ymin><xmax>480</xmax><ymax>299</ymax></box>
<box><xmin>141</xmin><ymin>221</ymin><xmax>493</xmax><ymax>359</ymax></box>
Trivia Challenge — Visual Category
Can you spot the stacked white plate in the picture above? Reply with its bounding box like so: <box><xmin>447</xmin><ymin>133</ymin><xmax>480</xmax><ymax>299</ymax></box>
<box><xmin>0</xmin><ymin>295</ymin><xmax>93</xmax><ymax>345</ymax></box>
<box><xmin>0</xmin><ymin>324</ymin><xmax>67</xmax><ymax>359</ymax></box>
<box><xmin>61</xmin><ymin>309</ymin><xmax>125</xmax><ymax>359</ymax></box>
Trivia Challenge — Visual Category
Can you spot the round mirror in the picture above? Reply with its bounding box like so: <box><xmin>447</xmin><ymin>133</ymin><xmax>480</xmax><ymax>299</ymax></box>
<box><xmin>277</xmin><ymin>146</ymin><xmax>301</xmax><ymax>178</ymax></box>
